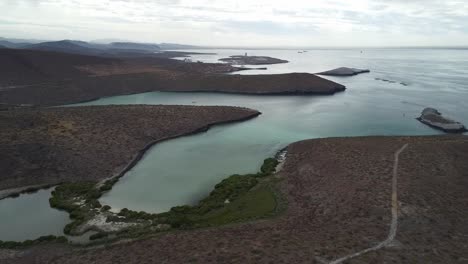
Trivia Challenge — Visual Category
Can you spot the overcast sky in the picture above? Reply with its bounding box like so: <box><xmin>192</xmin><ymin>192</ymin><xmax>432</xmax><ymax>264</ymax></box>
<box><xmin>1</xmin><ymin>0</ymin><xmax>468</xmax><ymax>47</ymax></box>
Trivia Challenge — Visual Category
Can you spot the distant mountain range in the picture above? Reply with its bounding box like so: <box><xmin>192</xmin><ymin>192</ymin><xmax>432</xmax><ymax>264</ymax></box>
<box><xmin>158</xmin><ymin>43</ymin><xmax>199</xmax><ymax>50</ymax></box>
<box><xmin>0</xmin><ymin>37</ymin><xmax>200</xmax><ymax>58</ymax></box>
<box><xmin>0</xmin><ymin>40</ymin><xmax>30</xmax><ymax>49</ymax></box>
<box><xmin>17</xmin><ymin>40</ymin><xmax>161</xmax><ymax>56</ymax></box>
<box><xmin>23</xmin><ymin>40</ymin><xmax>102</xmax><ymax>55</ymax></box>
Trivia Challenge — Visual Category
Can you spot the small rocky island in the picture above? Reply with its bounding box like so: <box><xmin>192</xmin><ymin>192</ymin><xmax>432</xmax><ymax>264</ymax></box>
<box><xmin>317</xmin><ymin>67</ymin><xmax>370</xmax><ymax>76</ymax></box>
<box><xmin>219</xmin><ymin>55</ymin><xmax>288</xmax><ymax>65</ymax></box>
<box><xmin>417</xmin><ymin>108</ymin><xmax>467</xmax><ymax>133</ymax></box>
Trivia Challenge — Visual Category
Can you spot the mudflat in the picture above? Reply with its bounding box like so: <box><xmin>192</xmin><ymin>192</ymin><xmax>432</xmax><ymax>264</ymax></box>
<box><xmin>5</xmin><ymin>135</ymin><xmax>467</xmax><ymax>263</ymax></box>
<box><xmin>0</xmin><ymin>49</ymin><xmax>345</xmax><ymax>106</ymax></box>
<box><xmin>0</xmin><ymin>105</ymin><xmax>260</xmax><ymax>192</ymax></box>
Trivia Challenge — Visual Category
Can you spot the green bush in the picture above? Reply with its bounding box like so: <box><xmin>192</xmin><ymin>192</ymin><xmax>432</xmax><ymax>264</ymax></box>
<box><xmin>259</xmin><ymin>158</ymin><xmax>279</xmax><ymax>176</ymax></box>
<box><xmin>99</xmin><ymin>178</ymin><xmax>118</xmax><ymax>192</ymax></box>
<box><xmin>0</xmin><ymin>236</ymin><xmax>68</xmax><ymax>249</ymax></box>
<box><xmin>166</xmin><ymin>214</ymin><xmax>193</xmax><ymax>228</ymax></box>
<box><xmin>170</xmin><ymin>205</ymin><xmax>193</xmax><ymax>214</ymax></box>
<box><xmin>203</xmin><ymin>175</ymin><xmax>257</xmax><ymax>202</ymax></box>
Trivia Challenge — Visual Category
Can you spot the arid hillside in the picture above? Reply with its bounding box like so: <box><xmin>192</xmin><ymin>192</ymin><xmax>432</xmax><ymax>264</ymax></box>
<box><xmin>0</xmin><ymin>105</ymin><xmax>260</xmax><ymax>191</ymax></box>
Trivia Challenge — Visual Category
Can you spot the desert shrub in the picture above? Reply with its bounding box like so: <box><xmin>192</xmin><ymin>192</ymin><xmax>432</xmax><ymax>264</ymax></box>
<box><xmin>99</xmin><ymin>178</ymin><xmax>119</xmax><ymax>192</ymax></box>
<box><xmin>166</xmin><ymin>214</ymin><xmax>193</xmax><ymax>228</ymax></box>
<box><xmin>259</xmin><ymin>158</ymin><xmax>278</xmax><ymax>176</ymax></box>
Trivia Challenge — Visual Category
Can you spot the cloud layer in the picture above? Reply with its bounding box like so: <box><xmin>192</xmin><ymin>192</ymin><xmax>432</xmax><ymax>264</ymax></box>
<box><xmin>1</xmin><ymin>0</ymin><xmax>467</xmax><ymax>46</ymax></box>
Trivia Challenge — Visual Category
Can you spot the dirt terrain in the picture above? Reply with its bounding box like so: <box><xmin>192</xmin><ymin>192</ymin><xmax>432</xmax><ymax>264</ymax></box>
<box><xmin>0</xmin><ymin>48</ymin><xmax>345</xmax><ymax>106</ymax></box>
<box><xmin>4</xmin><ymin>135</ymin><xmax>467</xmax><ymax>263</ymax></box>
<box><xmin>0</xmin><ymin>105</ymin><xmax>260</xmax><ymax>191</ymax></box>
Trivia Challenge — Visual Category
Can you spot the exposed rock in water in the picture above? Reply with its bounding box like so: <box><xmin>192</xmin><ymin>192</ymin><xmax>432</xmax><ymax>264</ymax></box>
<box><xmin>219</xmin><ymin>55</ymin><xmax>288</xmax><ymax>65</ymax></box>
<box><xmin>375</xmin><ymin>78</ymin><xmax>408</xmax><ymax>86</ymax></box>
<box><xmin>417</xmin><ymin>108</ymin><xmax>467</xmax><ymax>133</ymax></box>
<box><xmin>317</xmin><ymin>67</ymin><xmax>370</xmax><ymax>76</ymax></box>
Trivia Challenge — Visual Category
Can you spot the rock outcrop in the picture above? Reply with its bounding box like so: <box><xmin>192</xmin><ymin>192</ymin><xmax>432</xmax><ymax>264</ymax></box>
<box><xmin>219</xmin><ymin>55</ymin><xmax>288</xmax><ymax>65</ymax></box>
<box><xmin>417</xmin><ymin>108</ymin><xmax>467</xmax><ymax>133</ymax></box>
<box><xmin>317</xmin><ymin>67</ymin><xmax>370</xmax><ymax>76</ymax></box>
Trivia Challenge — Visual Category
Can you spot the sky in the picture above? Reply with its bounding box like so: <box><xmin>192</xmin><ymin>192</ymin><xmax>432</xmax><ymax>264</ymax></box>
<box><xmin>1</xmin><ymin>0</ymin><xmax>468</xmax><ymax>47</ymax></box>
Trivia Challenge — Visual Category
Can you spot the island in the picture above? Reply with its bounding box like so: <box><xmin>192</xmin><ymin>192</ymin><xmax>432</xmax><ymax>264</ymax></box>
<box><xmin>219</xmin><ymin>55</ymin><xmax>289</xmax><ymax>65</ymax></box>
<box><xmin>317</xmin><ymin>67</ymin><xmax>370</xmax><ymax>76</ymax></box>
<box><xmin>417</xmin><ymin>108</ymin><xmax>467</xmax><ymax>133</ymax></box>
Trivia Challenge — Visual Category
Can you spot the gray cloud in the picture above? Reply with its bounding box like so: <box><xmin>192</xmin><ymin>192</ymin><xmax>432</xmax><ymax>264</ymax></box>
<box><xmin>0</xmin><ymin>0</ymin><xmax>467</xmax><ymax>46</ymax></box>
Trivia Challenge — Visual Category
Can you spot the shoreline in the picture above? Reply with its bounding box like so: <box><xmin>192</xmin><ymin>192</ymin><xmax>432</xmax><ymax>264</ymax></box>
<box><xmin>0</xmin><ymin>110</ymin><xmax>262</xmax><ymax>201</ymax></box>
<box><xmin>101</xmin><ymin>109</ymin><xmax>262</xmax><ymax>186</ymax></box>
<box><xmin>65</xmin><ymin>87</ymin><xmax>345</xmax><ymax>108</ymax></box>
<box><xmin>0</xmin><ymin>105</ymin><xmax>262</xmax><ymax>192</ymax></box>
<box><xmin>1</xmin><ymin>72</ymin><xmax>346</xmax><ymax>107</ymax></box>
<box><xmin>0</xmin><ymin>184</ymin><xmax>56</xmax><ymax>200</ymax></box>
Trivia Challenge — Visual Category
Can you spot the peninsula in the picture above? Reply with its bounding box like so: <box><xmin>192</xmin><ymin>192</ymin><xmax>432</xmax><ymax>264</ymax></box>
<box><xmin>0</xmin><ymin>48</ymin><xmax>344</xmax><ymax>106</ymax></box>
<box><xmin>0</xmin><ymin>105</ymin><xmax>260</xmax><ymax>193</ymax></box>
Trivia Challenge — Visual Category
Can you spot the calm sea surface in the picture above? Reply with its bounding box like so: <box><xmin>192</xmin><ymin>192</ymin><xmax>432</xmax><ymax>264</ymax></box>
<box><xmin>1</xmin><ymin>48</ymin><xmax>467</xmax><ymax>240</ymax></box>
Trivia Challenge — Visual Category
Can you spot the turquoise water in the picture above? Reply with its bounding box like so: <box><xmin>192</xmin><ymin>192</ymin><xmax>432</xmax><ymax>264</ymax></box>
<box><xmin>0</xmin><ymin>188</ymin><xmax>69</xmax><ymax>241</ymax></box>
<box><xmin>1</xmin><ymin>48</ymin><xmax>467</xmax><ymax>241</ymax></box>
<box><xmin>77</xmin><ymin>48</ymin><xmax>468</xmax><ymax>213</ymax></box>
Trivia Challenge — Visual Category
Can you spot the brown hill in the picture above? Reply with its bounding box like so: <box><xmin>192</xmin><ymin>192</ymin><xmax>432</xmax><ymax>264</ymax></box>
<box><xmin>0</xmin><ymin>48</ymin><xmax>118</xmax><ymax>85</ymax></box>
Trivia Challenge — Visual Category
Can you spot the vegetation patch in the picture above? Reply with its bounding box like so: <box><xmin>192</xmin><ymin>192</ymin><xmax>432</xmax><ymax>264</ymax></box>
<box><xmin>260</xmin><ymin>158</ymin><xmax>279</xmax><ymax>176</ymax></box>
<box><xmin>0</xmin><ymin>235</ymin><xmax>67</xmax><ymax>249</ymax></box>
<box><xmin>197</xmin><ymin>185</ymin><xmax>277</xmax><ymax>226</ymax></box>
<box><xmin>49</xmin><ymin>181</ymin><xmax>102</xmax><ymax>235</ymax></box>
<box><xmin>149</xmin><ymin>157</ymin><xmax>281</xmax><ymax>230</ymax></box>
<box><xmin>42</xmin><ymin>156</ymin><xmax>282</xmax><ymax>243</ymax></box>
